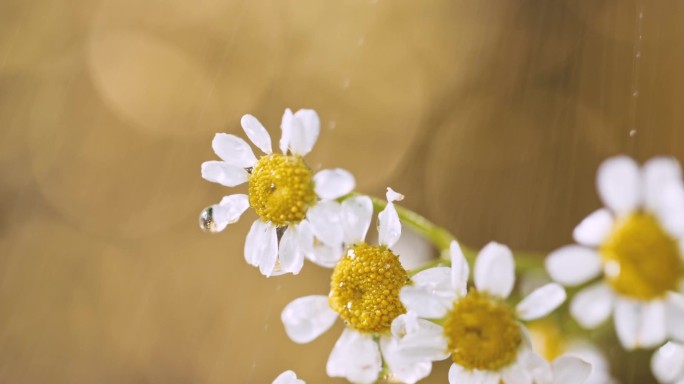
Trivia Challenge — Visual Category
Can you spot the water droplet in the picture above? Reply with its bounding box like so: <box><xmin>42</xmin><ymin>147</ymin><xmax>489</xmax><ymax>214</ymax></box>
<box><xmin>357</xmin><ymin>37</ymin><xmax>365</xmax><ymax>47</ymax></box>
<box><xmin>199</xmin><ymin>206</ymin><xmax>219</xmax><ymax>233</ymax></box>
<box><xmin>346</xmin><ymin>302</ymin><xmax>353</xmax><ymax>310</ymax></box>
<box><xmin>343</xmin><ymin>79</ymin><xmax>350</xmax><ymax>89</ymax></box>
<box><xmin>328</xmin><ymin>121</ymin><xmax>337</xmax><ymax>130</ymax></box>
<box><xmin>639</xmin><ymin>12</ymin><xmax>644</xmax><ymax>19</ymax></box>
<box><xmin>636</xmin><ymin>52</ymin><xmax>641</xmax><ymax>59</ymax></box>
<box><xmin>630</xmin><ymin>129</ymin><xmax>637</xmax><ymax>137</ymax></box>
<box><xmin>632</xmin><ymin>90</ymin><xmax>640</xmax><ymax>97</ymax></box>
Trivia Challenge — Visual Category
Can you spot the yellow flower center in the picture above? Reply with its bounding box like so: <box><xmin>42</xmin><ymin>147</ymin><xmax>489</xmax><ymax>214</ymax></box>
<box><xmin>444</xmin><ymin>290</ymin><xmax>522</xmax><ymax>371</ymax></box>
<box><xmin>600</xmin><ymin>213</ymin><xmax>682</xmax><ymax>300</ymax></box>
<box><xmin>248</xmin><ymin>154</ymin><xmax>316</xmax><ymax>226</ymax></box>
<box><xmin>329</xmin><ymin>243</ymin><xmax>409</xmax><ymax>334</ymax></box>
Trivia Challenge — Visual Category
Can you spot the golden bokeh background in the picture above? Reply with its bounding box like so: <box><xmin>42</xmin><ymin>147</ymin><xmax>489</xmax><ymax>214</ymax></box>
<box><xmin>2</xmin><ymin>1</ymin><xmax>684</xmax><ymax>383</ymax></box>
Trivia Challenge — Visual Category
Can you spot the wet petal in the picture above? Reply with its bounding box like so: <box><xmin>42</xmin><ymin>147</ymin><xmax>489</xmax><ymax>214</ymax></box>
<box><xmin>450</xmin><ymin>240</ymin><xmax>469</xmax><ymax>296</ymax></box>
<box><xmin>474</xmin><ymin>242</ymin><xmax>515</xmax><ymax>299</ymax></box>
<box><xmin>210</xmin><ymin>194</ymin><xmax>250</xmax><ymax>231</ymax></box>
<box><xmin>643</xmin><ymin>156</ymin><xmax>682</xmax><ymax>211</ymax></box>
<box><xmin>201</xmin><ymin>161</ymin><xmax>249</xmax><ymax>187</ymax></box>
<box><xmin>378</xmin><ymin>201</ymin><xmax>401</xmax><ymax>248</ymax></box>
<box><xmin>596</xmin><ymin>156</ymin><xmax>641</xmax><ymax>215</ymax></box>
<box><xmin>281</xmin><ymin>295</ymin><xmax>337</xmax><ymax>344</ymax></box>
<box><xmin>306</xmin><ymin>243</ymin><xmax>343</xmax><ymax>268</ymax></box>
<box><xmin>552</xmin><ymin>355</ymin><xmax>591</xmax><ymax>384</ymax></box>
<box><xmin>570</xmin><ymin>283</ymin><xmax>614</xmax><ymax>329</ymax></box>
<box><xmin>272</xmin><ymin>370</ymin><xmax>305</xmax><ymax>384</ymax></box>
<box><xmin>651</xmin><ymin>342</ymin><xmax>684</xmax><ymax>383</ymax></box>
<box><xmin>278</xmin><ymin>226</ymin><xmax>305</xmax><ymax>275</ymax></box>
<box><xmin>572</xmin><ymin>209</ymin><xmax>614</xmax><ymax>247</ymax></box>
<box><xmin>244</xmin><ymin>220</ymin><xmax>278</xmax><ymax>277</ymax></box>
<box><xmin>667</xmin><ymin>293</ymin><xmax>684</xmax><ymax>342</ymax></box>
<box><xmin>516</xmin><ymin>283</ymin><xmax>566</xmax><ymax>321</ymax></box>
<box><xmin>307</xmin><ymin>200</ymin><xmax>344</xmax><ymax>247</ymax></box>
<box><xmin>212</xmin><ymin>133</ymin><xmax>257</xmax><ymax>167</ymax></box>
<box><xmin>241</xmin><ymin>114</ymin><xmax>272</xmax><ymax>154</ymax></box>
<box><xmin>545</xmin><ymin>245</ymin><xmax>602</xmax><ymax>286</ymax></box>
<box><xmin>341</xmin><ymin>196</ymin><xmax>373</xmax><ymax>244</ymax></box>
<box><xmin>327</xmin><ymin>329</ymin><xmax>381</xmax><ymax>384</ymax></box>
<box><xmin>314</xmin><ymin>168</ymin><xmax>355</xmax><ymax>200</ymax></box>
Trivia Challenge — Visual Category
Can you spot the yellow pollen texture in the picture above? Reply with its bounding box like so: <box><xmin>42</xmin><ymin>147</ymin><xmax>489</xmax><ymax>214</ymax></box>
<box><xmin>600</xmin><ymin>213</ymin><xmax>682</xmax><ymax>300</ymax></box>
<box><xmin>329</xmin><ymin>243</ymin><xmax>409</xmax><ymax>334</ymax></box>
<box><xmin>248</xmin><ymin>154</ymin><xmax>316</xmax><ymax>226</ymax></box>
<box><xmin>444</xmin><ymin>290</ymin><xmax>522</xmax><ymax>371</ymax></box>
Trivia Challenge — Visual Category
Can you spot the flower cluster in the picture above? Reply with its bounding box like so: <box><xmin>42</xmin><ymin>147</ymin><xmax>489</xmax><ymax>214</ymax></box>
<box><xmin>201</xmin><ymin>108</ymin><xmax>684</xmax><ymax>383</ymax></box>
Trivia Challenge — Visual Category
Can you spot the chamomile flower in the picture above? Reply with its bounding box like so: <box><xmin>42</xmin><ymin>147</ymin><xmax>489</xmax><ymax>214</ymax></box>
<box><xmin>272</xmin><ymin>370</ymin><xmax>305</xmax><ymax>384</ymax></box>
<box><xmin>546</xmin><ymin>156</ymin><xmax>684</xmax><ymax>349</ymax></box>
<box><xmin>281</xmin><ymin>189</ymin><xmax>446</xmax><ymax>384</ymax></box>
<box><xmin>200</xmin><ymin>109</ymin><xmax>355</xmax><ymax>276</ymax></box>
<box><xmin>651</xmin><ymin>341</ymin><xmax>684</xmax><ymax>384</ymax></box>
<box><xmin>399</xmin><ymin>241</ymin><xmax>569</xmax><ymax>383</ymax></box>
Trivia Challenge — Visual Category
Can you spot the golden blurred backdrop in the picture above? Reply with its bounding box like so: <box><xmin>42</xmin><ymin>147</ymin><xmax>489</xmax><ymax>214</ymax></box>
<box><xmin>2</xmin><ymin>1</ymin><xmax>684</xmax><ymax>383</ymax></box>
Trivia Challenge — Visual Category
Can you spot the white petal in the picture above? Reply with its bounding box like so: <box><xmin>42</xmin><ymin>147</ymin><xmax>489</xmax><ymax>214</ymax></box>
<box><xmin>306</xmin><ymin>243</ymin><xmax>343</xmax><ymax>268</ymax></box>
<box><xmin>272</xmin><ymin>370</ymin><xmax>305</xmax><ymax>384</ymax></box>
<box><xmin>280</xmin><ymin>108</ymin><xmax>320</xmax><ymax>156</ymax></box>
<box><xmin>244</xmin><ymin>220</ymin><xmax>278</xmax><ymax>276</ymax></box>
<box><xmin>614</xmin><ymin>298</ymin><xmax>640</xmax><ymax>350</ymax></box>
<box><xmin>278</xmin><ymin>226</ymin><xmax>304</xmax><ymax>275</ymax></box>
<box><xmin>596</xmin><ymin>155</ymin><xmax>641</xmax><ymax>215</ymax></box>
<box><xmin>643</xmin><ymin>156</ymin><xmax>682</xmax><ymax>211</ymax></box>
<box><xmin>279</xmin><ymin>108</ymin><xmax>293</xmax><ymax>154</ymax></box>
<box><xmin>545</xmin><ymin>246</ymin><xmax>602</xmax><ymax>287</ymax></box>
<box><xmin>327</xmin><ymin>329</ymin><xmax>381</xmax><ymax>384</ymax></box>
<box><xmin>667</xmin><ymin>293</ymin><xmax>684</xmax><ymax>342</ymax></box>
<box><xmin>341</xmin><ymin>196</ymin><xmax>373</xmax><ymax>244</ymax></box>
<box><xmin>211</xmin><ymin>133</ymin><xmax>257</xmax><ymax>167</ymax></box>
<box><xmin>651</xmin><ymin>342</ymin><xmax>684</xmax><ymax>383</ymax></box>
<box><xmin>380</xmin><ymin>328</ymin><xmax>436</xmax><ymax>383</ymax></box>
<box><xmin>450</xmin><ymin>240</ymin><xmax>469</xmax><ymax>296</ymax></box>
<box><xmin>570</xmin><ymin>283</ymin><xmax>615</xmax><ymax>329</ymax></box>
<box><xmin>449</xmin><ymin>364</ymin><xmax>500</xmax><ymax>384</ymax></box>
<box><xmin>516</xmin><ymin>283</ymin><xmax>566</xmax><ymax>321</ymax></box>
<box><xmin>552</xmin><ymin>356</ymin><xmax>591</xmax><ymax>384</ymax></box>
<box><xmin>314</xmin><ymin>168</ymin><xmax>355</xmax><ymax>200</ymax></box>
<box><xmin>401</xmin><ymin>267</ymin><xmax>457</xmax><ymax>318</ymax></box>
<box><xmin>211</xmin><ymin>194</ymin><xmax>249</xmax><ymax>229</ymax></box>
<box><xmin>388</xmin><ymin>313</ymin><xmax>449</xmax><ymax>362</ymax></box>
<box><xmin>638</xmin><ymin>299</ymin><xmax>667</xmax><ymax>348</ymax></box>
<box><xmin>386</xmin><ymin>187</ymin><xmax>405</xmax><ymax>202</ymax></box>
<box><xmin>292</xmin><ymin>109</ymin><xmax>320</xmax><ymax>156</ymax></box>
<box><xmin>201</xmin><ymin>161</ymin><xmax>249</xmax><ymax>187</ymax></box>
<box><xmin>378</xmin><ymin>202</ymin><xmax>401</xmax><ymax>248</ymax></box>
<box><xmin>474</xmin><ymin>242</ymin><xmax>515</xmax><ymax>299</ymax></box>
<box><xmin>501</xmin><ymin>366</ymin><xmax>532</xmax><ymax>384</ymax></box>
<box><xmin>654</xmin><ymin>179</ymin><xmax>684</xmax><ymax>237</ymax></box>
<box><xmin>523</xmin><ymin>351</ymin><xmax>553</xmax><ymax>384</ymax></box>
<box><xmin>572</xmin><ymin>209</ymin><xmax>614</xmax><ymax>247</ymax></box>
<box><xmin>306</xmin><ymin>200</ymin><xmax>343</xmax><ymax>247</ymax></box>
<box><xmin>281</xmin><ymin>295</ymin><xmax>337</xmax><ymax>344</ymax></box>
<box><xmin>241</xmin><ymin>114</ymin><xmax>272</xmax><ymax>154</ymax></box>
<box><xmin>400</xmin><ymin>285</ymin><xmax>453</xmax><ymax>320</ymax></box>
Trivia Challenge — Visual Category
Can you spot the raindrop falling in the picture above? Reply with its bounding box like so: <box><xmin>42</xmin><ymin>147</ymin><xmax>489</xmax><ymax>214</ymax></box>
<box><xmin>630</xmin><ymin>129</ymin><xmax>637</xmax><ymax>137</ymax></box>
<box><xmin>199</xmin><ymin>206</ymin><xmax>219</xmax><ymax>233</ymax></box>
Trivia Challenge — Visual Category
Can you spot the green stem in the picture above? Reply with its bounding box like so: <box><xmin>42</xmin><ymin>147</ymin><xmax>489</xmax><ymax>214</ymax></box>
<box><xmin>365</xmin><ymin>194</ymin><xmax>544</xmax><ymax>272</ymax></box>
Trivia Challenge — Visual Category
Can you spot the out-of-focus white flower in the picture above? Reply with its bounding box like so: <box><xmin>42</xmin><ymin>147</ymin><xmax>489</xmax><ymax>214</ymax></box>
<box><xmin>546</xmin><ymin>156</ymin><xmax>684</xmax><ymax>350</ymax></box>
<box><xmin>399</xmin><ymin>240</ymin><xmax>567</xmax><ymax>383</ymax></box>
<box><xmin>281</xmin><ymin>189</ymin><xmax>444</xmax><ymax>384</ymax></box>
<box><xmin>529</xmin><ymin>321</ymin><xmax>619</xmax><ymax>384</ymax></box>
<box><xmin>200</xmin><ymin>109</ymin><xmax>355</xmax><ymax>276</ymax></box>
<box><xmin>651</xmin><ymin>341</ymin><xmax>684</xmax><ymax>383</ymax></box>
<box><xmin>272</xmin><ymin>370</ymin><xmax>305</xmax><ymax>384</ymax></box>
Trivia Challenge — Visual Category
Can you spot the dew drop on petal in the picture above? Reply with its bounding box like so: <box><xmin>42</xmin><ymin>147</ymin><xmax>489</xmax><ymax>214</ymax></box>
<box><xmin>199</xmin><ymin>206</ymin><xmax>219</xmax><ymax>233</ymax></box>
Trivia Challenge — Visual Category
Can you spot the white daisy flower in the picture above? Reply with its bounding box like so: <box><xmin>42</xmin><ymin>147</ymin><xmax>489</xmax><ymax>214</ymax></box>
<box><xmin>546</xmin><ymin>156</ymin><xmax>684</xmax><ymax>349</ymax></box>
<box><xmin>199</xmin><ymin>109</ymin><xmax>355</xmax><ymax>277</ymax></box>
<box><xmin>399</xmin><ymin>240</ymin><xmax>569</xmax><ymax>383</ymax></box>
<box><xmin>272</xmin><ymin>370</ymin><xmax>305</xmax><ymax>384</ymax></box>
<box><xmin>281</xmin><ymin>189</ymin><xmax>446</xmax><ymax>384</ymax></box>
<box><xmin>529</xmin><ymin>322</ymin><xmax>619</xmax><ymax>384</ymax></box>
<box><xmin>651</xmin><ymin>341</ymin><xmax>684</xmax><ymax>384</ymax></box>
